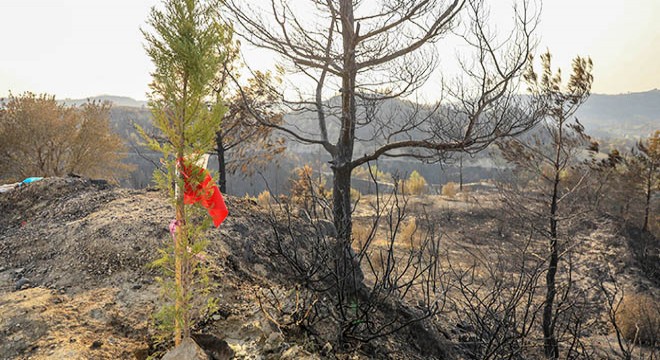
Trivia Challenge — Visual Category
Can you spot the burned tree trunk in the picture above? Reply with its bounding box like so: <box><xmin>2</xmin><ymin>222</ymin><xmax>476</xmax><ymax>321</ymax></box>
<box><xmin>216</xmin><ymin>130</ymin><xmax>227</xmax><ymax>193</ymax></box>
<box><xmin>543</xmin><ymin>165</ymin><xmax>561</xmax><ymax>359</ymax></box>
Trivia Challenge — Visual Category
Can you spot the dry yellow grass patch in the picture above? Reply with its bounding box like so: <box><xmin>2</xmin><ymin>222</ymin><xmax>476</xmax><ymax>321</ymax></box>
<box><xmin>616</xmin><ymin>292</ymin><xmax>660</xmax><ymax>345</ymax></box>
<box><xmin>441</xmin><ymin>182</ymin><xmax>458</xmax><ymax>198</ymax></box>
<box><xmin>256</xmin><ymin>190</ymin><xmax>272</xmax><ymax>208</ymax></box>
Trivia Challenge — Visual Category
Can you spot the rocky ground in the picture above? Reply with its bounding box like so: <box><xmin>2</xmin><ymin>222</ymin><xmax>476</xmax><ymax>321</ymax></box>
<box><xmin>0</xmin><ymin>177</ymin><xmax>657</xmax><ymax>359</ymax></box>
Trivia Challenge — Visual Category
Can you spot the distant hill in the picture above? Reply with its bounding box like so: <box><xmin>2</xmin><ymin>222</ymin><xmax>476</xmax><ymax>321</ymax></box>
<box><xmin>576</xmin><ymin>89</ymin><xmax>660</xmax><ymax>139</ymax></box>
<box><xmin>280</xmin><ymin>89</ymin><xmax>660</xmax><ymax>154</ymax></box>
<box><xmin>72</xmin><ymin>90</ymin><xmax>659</xmax><ymax>191</ymax></box>
<box><xmin>60</xmin><ymin>95</ymin><xmax>148</xmax><ymax>108</ymax></box>
<box><xmin>66</xmin><ymin>90</ymin><xmax>658</xmax><ymax>142</ymax></box>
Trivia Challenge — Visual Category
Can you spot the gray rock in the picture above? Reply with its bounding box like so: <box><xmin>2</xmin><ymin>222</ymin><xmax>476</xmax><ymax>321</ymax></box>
<box><xmin>162</xmin><ymin>338</ymin><xmax>210</xmax><ymax>360</ymax></box>
<box><xmin>14</xmin><ymin>278</ymin><xmax>30</xmax><ymax>291</ymax></box>
<box><xmin>192</xmin><ymin>334</ymin><xmax>234</xmax><ymax>360</ymax></box>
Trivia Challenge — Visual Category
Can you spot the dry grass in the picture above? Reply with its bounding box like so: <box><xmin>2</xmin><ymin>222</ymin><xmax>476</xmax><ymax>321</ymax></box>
<box><xmin>256</xmin><ymin>190</ymin><xmax>272</xmax><ymax>208</ymax></box>
<box><xmin>442</xmin><ymin>182</ymin><xmax>458</xmax><ymax>198</ymax></box>
<box><xmin>350</xmin><ymin>187</ymin><xmax>362</xmax><ymax>201</ymax></box>
<box><xmin>352</xmin><ymin>221</ymin><xmax>372</xmax><ymax>250</ymax></box>
<box><xmin>616</xmin><ymin>292</ymin><xmax>660</xmax><ymax>346</ymax></box>
<box><xmin>399</xmin><ymin>217</ymin><xmax>422</xmax><ymax>249</ymax></box>
<box><xmin>400</xmin><ymin>171</ymin><xmax>427</xmax><ymax>195</ymax></box>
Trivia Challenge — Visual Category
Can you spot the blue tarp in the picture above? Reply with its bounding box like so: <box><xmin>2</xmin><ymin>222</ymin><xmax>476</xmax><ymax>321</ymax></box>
<box><xmin>21</xmin><ymin>177</ymin><xmax>43</xmax><ymax>184</ymax></box>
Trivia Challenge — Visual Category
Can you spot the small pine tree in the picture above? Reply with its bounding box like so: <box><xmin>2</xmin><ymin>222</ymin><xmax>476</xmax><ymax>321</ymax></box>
<box><xmin>498</xmin><ymin>51</ymin><xmax>594</xmax><ymax>359</ymax></box>
<box><xmin>141</xmin><ymin>0</ymin><xmax>229</xmax><ymax>346</ymax></box>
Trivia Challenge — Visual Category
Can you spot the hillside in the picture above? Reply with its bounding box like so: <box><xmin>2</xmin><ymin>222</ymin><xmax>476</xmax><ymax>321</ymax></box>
<box><xmin>60</xmin><ymin>95</ymin><xmax>148</xmax><ymax>108</ymax></box>
<box><xmin>76</xmin><ymin>89</ymin><xmax>660</xmax><ymax>146</ymax></box>
<box><xmin>576</xmin><ymin>89</ymin><xmax>660</xmax><ymax>139</ymax></box>
<box><xmin>1</xmin><ymin>177</ymin><xmax>658</xmax><ymax>359</ymax></box>
<box><xmin>0</xmin><ymin>177</ymin><xmax>450</xmax><ymax>359</ymax></box>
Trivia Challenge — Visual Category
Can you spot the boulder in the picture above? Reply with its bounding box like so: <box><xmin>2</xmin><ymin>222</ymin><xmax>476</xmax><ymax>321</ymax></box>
<box><xmin>162</xmin><ymin>338</ymin><xmax>210</xmax><ymax>360</ymax></box>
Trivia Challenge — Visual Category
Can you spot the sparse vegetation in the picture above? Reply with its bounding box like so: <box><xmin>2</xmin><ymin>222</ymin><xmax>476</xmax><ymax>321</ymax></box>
<box><xmin>400</xmin><ymin>170</ymin><xmax>428</xmax><ymax>196</ymax></box>
<box><xmin>290</xmin><ymin>165</ymin><xmax>331</xmax><ymax>216</ymax></box>
<box><xmin>398</xmin><ymin>217</ymin><xmax>421</xmax><ymax>248</ymax></box>
<box><xmin>256</xmin><ymin>190</ymin><xmax>272</xmax><ymax>208</ymax></box>
<box><xmin>352</xmin><ymin>165</ymin><xmax>392</xmax><ymax>182</ymax></box>
<box><xmin>352</xmin><ymin>221</ymin><xmax>371</xmax><ymax>250</ymax></box>
<box><xmin>350</xmin><ymin>187</ymin><xmax>361</xmax><ymax>202</ymax></box>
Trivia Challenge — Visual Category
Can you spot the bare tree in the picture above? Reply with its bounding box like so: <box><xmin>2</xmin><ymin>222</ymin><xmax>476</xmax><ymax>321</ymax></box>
<box><xmin>223</xmin><ymin>0</ymin><xmax>540</xmax><ymax>297</ymax></box>
<box><xmin>261</xmin><ymin>167</ymin><xmax>449</xmax><ymax>348</ymax></box>
<box><xmin>444</xmin><ymin>235</ymin><xmax>545</xmax><ymax>359</ymax></box>
<box><xmin>212</xmin><ymin>36</ymin><xmax>286</xmax><ymax>193</ymax></box>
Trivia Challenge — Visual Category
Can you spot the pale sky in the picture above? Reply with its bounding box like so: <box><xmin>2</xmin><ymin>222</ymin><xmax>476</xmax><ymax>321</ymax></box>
<box><xmin>0</xmin><ymin>0</ymin><xmax>658</xmax><ymax>101</ymax></box>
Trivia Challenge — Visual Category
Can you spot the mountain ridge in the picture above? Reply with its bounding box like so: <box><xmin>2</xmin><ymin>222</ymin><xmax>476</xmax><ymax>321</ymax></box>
<box><xmin>55</xmin><ymin>89</ymin><xmax>660</xmax><ymax>141</ymax></box>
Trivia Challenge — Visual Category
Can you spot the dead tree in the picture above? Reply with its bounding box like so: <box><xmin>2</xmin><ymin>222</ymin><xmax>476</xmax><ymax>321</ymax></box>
<box><xmin>223</xmin><ymin>0</ymin><xmax>540</xmax><ymax>300</ymax></box>
<box><xmin>444</xmin><ymin>234</ymin><xmax>545</xmax><ymax>359</ymax></box>
<box><xmin>211</xmin><ymin>36</ymin><xmax>286</xmax><ymax>194</ymax></box>
<box><xmin>261</xmin><ymin>166</ymin><xmax>450</xmax><ymax>349</ymax></box>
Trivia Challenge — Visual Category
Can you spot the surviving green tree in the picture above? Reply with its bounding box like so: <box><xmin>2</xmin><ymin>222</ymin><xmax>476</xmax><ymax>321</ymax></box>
<box><xmin>140</xmin><ymin>0</ymin><xmax>229</xmax><ymax>346</ymax></box>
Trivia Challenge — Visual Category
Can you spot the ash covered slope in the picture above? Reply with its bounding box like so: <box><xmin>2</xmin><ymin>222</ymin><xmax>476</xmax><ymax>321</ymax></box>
<box><xmin>0</xmin><ymin>177</ymin><xmax>289</xmax><ymax>292</ymax></box>
<box><xmin>0</xmin><ymin>178</ymin><xmax>449</xmax><ymax>360</ymax></box>
<box><xmin>0</xmin><ymin>177</ymin><xmax>322</xmax><ymax>359</ymax></box>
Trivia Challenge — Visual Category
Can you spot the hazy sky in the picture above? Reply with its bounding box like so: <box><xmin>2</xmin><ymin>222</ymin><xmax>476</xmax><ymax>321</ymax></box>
<box><xmin>0</xmin><ymin>0</ymin><xmax>658</xmax><ymax>100</ymax></box>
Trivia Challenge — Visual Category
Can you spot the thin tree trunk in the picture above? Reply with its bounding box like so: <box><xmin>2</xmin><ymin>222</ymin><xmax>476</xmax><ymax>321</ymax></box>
<box><xmin>643</xmin><ymin>164</ymin><xmax>652</xmax><ymax>232</ymax></box>
<box><xmin>174</xmin><ymin>76</ymin><xmax>190</xmax><ymax>346</ymax></box>
<box><xmin>459</xmin><ymin>155</ymin><xmax>464</xmax><ymax>192</ymax></box>
<box><xmin>543</xmin><ymin>208</ymin><xmax>559</xmax><ymax>358</ymax></box>
<box><xmin>332</xmin><ymin>164</ymin><xmax>354</xmax><ymax>283</ymax></box>
<box><xmin>543</xmin><ymin>124</ymin><xmax>563</xmax><ymax>359</ymax></box>
<box><xmin>174</xmin><ymin>154</ymin><xmax>187</xmax><ymax>346</ymax></box>
<box><xmin>216</xmin><ymin>130</ymin><xmax>227</xmax><ymax>194</ymax></box>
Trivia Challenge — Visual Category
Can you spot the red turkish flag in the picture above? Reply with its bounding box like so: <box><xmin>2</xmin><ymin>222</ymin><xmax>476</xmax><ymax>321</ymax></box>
<box><xmin>180</xmin><ymin>159</ymin><xmax>228</xmax><ymax>227</ymax></box>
